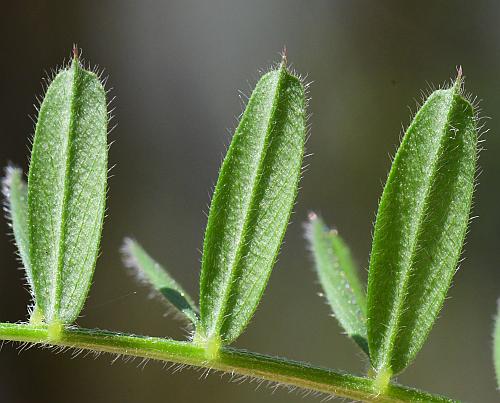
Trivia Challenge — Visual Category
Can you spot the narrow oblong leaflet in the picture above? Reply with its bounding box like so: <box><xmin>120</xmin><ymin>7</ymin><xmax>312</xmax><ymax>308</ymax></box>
<box><xmin>122</xmin><ymin>238</ymin><xmax>199</xmax><ymax>324</ymax></box>
<box><xmin>306</xmin><ymin>214</ymin><xmax>368</xmax><ymax>355</ymax></box>
<box><xmin>367</xmin><ymin>74</ymin><xmax>478</xmax><ymax>379</ymax></box>
<box><xmin>197</xmin><ymin>61</ymin><xmax>306</xmax><ymax>349</ymax></box>
<box><xmin>28</xmin><ymin>52</ymin><xmax>108</xmax><ymax>327</ymax></box>
<box><xmin>3</xmin><ymin>167</ymin><xmax>31</xmax><ymax>286</ymax></box>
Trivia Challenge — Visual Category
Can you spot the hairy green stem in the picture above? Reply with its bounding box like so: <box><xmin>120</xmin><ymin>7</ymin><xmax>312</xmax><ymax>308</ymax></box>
<box><xmin>0</xmin><ymin>322</ymin><xmax>455</xmax><ymax>402</ymax></box>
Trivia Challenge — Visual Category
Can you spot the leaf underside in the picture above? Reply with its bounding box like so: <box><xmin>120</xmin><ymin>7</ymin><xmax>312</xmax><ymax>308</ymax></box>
<box><xmin>122</xmin><ymin>238</ymin><xmax>198</xmax><ymax>324</ymax></box>
<box><xmin>28</xmin><ymin>57</ymin><xmax>108</xmax><ymax>324</ymax></box>
<box><xmin>2</xmin><ymin>167</ymin><xmax>31</xmax><ymax>287</ymax></box>
<box><xmin>198</xmin><ymin>63</ymin><xmax>306</xmax><ymax>345</ymax></box>
<box><xmin>367</xmin><ymin>78</ymin><xmax>477</xmax><ymax>375</ymax></box>
<box><xmin>306</xmin><ymin>214</ymin><xmax>368</xmax><ymax>355</ymax></box>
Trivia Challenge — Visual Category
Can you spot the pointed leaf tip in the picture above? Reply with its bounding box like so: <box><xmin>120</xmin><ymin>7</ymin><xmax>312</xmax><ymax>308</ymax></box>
<box><xmin>454</xmin><ymin>66</ymin><xmax>464</xmax><ymax>93</ymax></box>
<box><xmin>281</xmin><ymin>46</ymin><xmax>288</xmax><ymax>67</ymax></box>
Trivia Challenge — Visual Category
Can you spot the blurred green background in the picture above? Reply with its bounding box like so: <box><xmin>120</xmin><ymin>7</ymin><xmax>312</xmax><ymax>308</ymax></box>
<box><xmin>1</xmin><ymin>1</ymin><xmax>499</xmax><ymax>402</ymax></box>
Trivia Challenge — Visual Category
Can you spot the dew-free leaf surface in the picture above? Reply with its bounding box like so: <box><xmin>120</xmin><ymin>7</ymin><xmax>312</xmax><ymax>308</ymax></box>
<box><xmin>367</xmin><ymin>76</ymin><xmax>477</xmax><ymax>377</ymax></box>
<box><xmin>198</xmin><ymin>62</ymin><xmax>306</xmax><ymax>346</ymax></box>
<box><xmin>28</xmin><ymin>55</ymin><xmax>108</xmax><ymax>325</ymax></box>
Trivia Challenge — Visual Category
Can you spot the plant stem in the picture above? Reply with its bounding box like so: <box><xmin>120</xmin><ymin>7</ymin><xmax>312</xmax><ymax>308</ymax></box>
<box><xmin>0</xmin><ymin>322</ymin><xmax>456</xmax><ymax>402</ymax></box>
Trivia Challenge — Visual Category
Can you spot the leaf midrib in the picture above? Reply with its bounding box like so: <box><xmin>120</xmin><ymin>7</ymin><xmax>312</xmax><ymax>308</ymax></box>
<box><xmin>52</xmin><ymin>61</ymin><xmax>80</xmax><ymax>320</ymax></box>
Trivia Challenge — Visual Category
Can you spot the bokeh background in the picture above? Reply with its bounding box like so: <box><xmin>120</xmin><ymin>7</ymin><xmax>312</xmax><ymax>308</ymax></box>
<box><xmin>1</xmin><ymin>1</ymin><xmax>499</xmax><ymax>402</ymax></box>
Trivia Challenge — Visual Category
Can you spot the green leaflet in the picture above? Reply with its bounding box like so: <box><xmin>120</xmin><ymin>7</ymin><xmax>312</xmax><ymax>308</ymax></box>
<box><xmin>367</xmin><ymin>76</ymin><xmax>477</xmax><ymax>380</ymax></box>
<box><xmin>306</xmin><ymin>214</ymin><xmax>368</xmax><ymax>355</ymax></box>
<box><xmin>197</xmin><ymin>62</ymin><xmax>306</xmax><ymax>348</ymax></box>
<box><xmin>122</xmin><ymin>238</ymin><xmax>198</xmax><ymax>324</ymax></box>
<box><xmin>2</xmin><ymin>167</ymin><xmax>31</xmax><ymax>286</ymax></box>
<box><xmin>28</xmin><ymin>55</ymin><xmax>108</xmax><ymax>328</ymax></box>
<box><xmin>494</xmin><ymin>300</ymin><xmax>500</xmax><ymax>389</ymax></box>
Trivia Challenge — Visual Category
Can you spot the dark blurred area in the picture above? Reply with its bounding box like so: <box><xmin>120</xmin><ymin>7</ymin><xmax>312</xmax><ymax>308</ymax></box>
<box><xmin>1</xmin><ymin>1</ymin><xmax>499</xmax><ymax>402</ymax></box>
